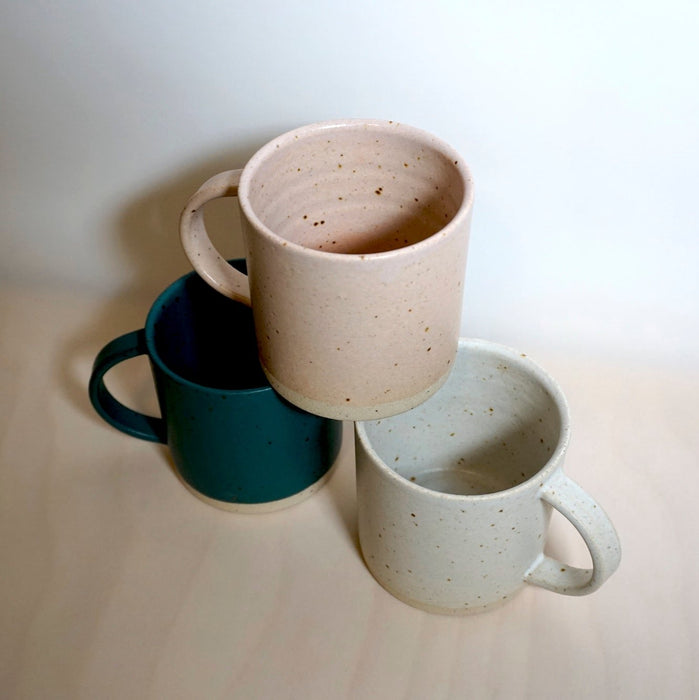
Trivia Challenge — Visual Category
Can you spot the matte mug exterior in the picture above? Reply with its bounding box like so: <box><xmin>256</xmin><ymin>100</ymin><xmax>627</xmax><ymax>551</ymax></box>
<box><xmin>180</xmin><ymin>119</ymin><xmax>474</xmax><ymax>420</ymax></box>
<box><xmin>355</xmin><ymin>339</ymin><xmax>621</xmax><ymax>614</ymax></box>
<box><xmin>89</xmin><ymin>260</ymin><xmax>342</xmax><ymax>512</ymax></box>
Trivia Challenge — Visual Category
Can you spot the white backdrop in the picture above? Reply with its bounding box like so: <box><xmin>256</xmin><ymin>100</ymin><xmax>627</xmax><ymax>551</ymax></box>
<box><xmin>2</xmin><ymin>0</ymin><xmax>697</xmax><ymax>366</ymax></box>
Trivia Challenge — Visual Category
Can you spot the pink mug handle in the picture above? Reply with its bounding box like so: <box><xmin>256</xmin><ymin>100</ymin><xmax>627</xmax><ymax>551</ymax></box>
<box><xmin>180</xmin><ymin>169</ymin><xmax>251</xmax><ymax>305</ymax></box>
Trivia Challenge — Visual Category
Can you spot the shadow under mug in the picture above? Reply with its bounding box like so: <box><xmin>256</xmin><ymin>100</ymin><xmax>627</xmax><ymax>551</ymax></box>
<box><xmin>355</xmin><ymin>338</ymin><xmax>621</xmax><ymax>614</ymax></box>
<box><xmin>88</xmin><ymin>259</ymin><xmax>343</xmax><ymax>512</ymax></box>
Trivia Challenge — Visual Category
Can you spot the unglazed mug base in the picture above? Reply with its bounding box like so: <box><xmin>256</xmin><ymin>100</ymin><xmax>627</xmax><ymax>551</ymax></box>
<box><xmin>263</xmin><ymin>363</ymin><xmax>454</xmax><ymax>421</ymax></box>
<box><xmin>366</xmin><ymin>569</ymin><xmax>525</xmax><ymax>616</ymax></box>
<box><xmin>179</xmin><ymin>459</ymin><xmax>338</xmax><ymax>513</ymax></box>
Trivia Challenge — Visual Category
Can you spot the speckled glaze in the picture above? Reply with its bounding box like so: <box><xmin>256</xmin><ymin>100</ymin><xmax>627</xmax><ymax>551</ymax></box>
<box><xmin>180</xmin><ymin>120</ymin><xmax>474</xmax><ymax>420</ymax></box>
<box><xmin>355</xmin><ymin>339</ymin><xmax>621</xmax><ymax>614</ymax></box>
<box><xmin>89</xmin><ymin>261</ymin><xmax>342</xmax><ymax>513</ymax></box>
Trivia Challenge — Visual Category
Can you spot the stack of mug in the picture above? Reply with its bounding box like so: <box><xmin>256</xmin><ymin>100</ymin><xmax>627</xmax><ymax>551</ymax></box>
<box><xmin>89</xmin><ymin>120</ymin><xmax>620</xmax><ymax>615</ymax></box>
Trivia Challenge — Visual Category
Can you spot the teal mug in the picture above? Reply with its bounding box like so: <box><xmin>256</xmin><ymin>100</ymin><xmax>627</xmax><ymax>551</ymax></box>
<box><xmin>89</xmin><ymin>260</ymin><xmax>343</xmax><ymax>512</ymax></box>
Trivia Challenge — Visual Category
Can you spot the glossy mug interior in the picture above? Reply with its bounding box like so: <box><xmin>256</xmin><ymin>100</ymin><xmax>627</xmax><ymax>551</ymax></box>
<box><xmin>355</xmin><ymin>339</ymin><xmax>621</xmax><ymax>614</ymax></box>
<box><xmin>180</xmin><ymin>119</ymin><xmax>474</xmax><ymax>420</ymax></box>
<box><xmin>89</xmin><ymin>260</ymin><xmax>342</xmax><ymax>512</ymax></box>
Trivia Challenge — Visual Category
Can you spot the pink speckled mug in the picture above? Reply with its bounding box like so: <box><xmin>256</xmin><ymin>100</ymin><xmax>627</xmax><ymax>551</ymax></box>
<box><xmin>180</xmin><ymin>120</ymin><xmax>474</xmax><ymax>420</ymax></box>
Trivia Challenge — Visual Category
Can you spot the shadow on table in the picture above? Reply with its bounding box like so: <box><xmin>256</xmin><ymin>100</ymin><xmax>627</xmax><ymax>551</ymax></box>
<box><xmin>55</xmin><ymin>129</ymin><xmax>362</xmax><ymax>553</ymax></box>
<box><xmin>56</xmin><ymin>140</ymin><xmax>267</xmax><ymax>476</ymax></box>
<box><xmin>324</xmin><ymin>422</ymin><xmax>361</xmax><ymax>555</ymax></box>
<box><xmin>57</xmin><ymin>138</ymin><xmax>264</xmax><ymax>420</ymax></box>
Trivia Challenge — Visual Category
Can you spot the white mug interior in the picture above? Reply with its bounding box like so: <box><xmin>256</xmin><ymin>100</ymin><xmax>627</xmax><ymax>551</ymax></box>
<box><xmin>360</xmin><ymin>339</ymin><xmax>566</xmax><ymax>495</ymax></box>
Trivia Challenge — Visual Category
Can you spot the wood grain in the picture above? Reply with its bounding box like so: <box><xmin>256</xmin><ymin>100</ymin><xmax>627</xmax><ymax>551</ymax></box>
<box><xmin>1</xmin><ymin>284</ymin><xmax>697</xmax><ymax>699</ymax></box>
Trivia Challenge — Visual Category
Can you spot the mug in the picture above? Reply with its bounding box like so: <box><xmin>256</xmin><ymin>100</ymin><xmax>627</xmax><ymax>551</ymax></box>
<box><xmin>180</xmin><ymin>119</ymin><xmax>474</xmax><ymax>420</ymax></box>
<box><xmin>355</xmin><ymin>339</ymin><xmax>621</xmax><ymax>614</ymax></box>
<box><xmin>88</xmin><ymin>260</ymin><xmax>342</xmax><ymax>512</ymax></box>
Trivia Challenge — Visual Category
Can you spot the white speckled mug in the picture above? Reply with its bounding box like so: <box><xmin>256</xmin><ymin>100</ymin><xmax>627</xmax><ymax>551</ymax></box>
<box><xmin>180</xmin><ymin>120</ymin><xmax>473</xmax><ymax>420</ymax></box>
<box><xmin>355</xmin><ymin>339</ymin><xmax>621</xmax><ymax>615</ymax></box>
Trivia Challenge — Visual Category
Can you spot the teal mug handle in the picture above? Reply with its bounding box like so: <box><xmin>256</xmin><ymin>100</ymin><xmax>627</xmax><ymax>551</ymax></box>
<box><xmin>88</xmin><ymin>329</ymin><xmax>166</xmax><ymax>443</ymax></box>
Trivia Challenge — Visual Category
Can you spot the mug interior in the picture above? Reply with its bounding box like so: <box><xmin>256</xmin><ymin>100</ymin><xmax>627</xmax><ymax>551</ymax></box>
<box><xmin>241</xmin><ymin>121</ymin><xmax>469</xmax><ymax>255</ymax></box>
<box><xmin>360</xmin><ymin>341</ymin><xmax>564</xmax><ymax>496</ymax></box>
<box><xmin>149</xmin><ymin>260</ymin><xmax>268</xmax><ymax>390</ymax></box>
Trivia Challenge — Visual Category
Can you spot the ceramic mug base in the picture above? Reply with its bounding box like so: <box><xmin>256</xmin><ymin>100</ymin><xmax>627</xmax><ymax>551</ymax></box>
<box><xmin>178</xmin><ymin>460</ymin><xmax>338</xmax><ymax>513</ymax></box>
<box><xmin>263</xmin><ymin>366</ymin><xmax>454</xmax><ymax>421</ymax></box>
<box><xmin>364</xmin><ymin>563</ymin><xmax>526</xmax><ymax>616</ymax></box>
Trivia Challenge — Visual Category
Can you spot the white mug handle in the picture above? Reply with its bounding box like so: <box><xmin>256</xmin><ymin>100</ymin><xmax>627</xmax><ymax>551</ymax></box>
<box><xmin>525</xmin><ymin>471</ymin><xmax>621</xmax><ymax>595</ymax></box>
<box><xmin>180</xmin><ymin>169</ymin><xmax>251</xmax><ymax>305</ymax></box>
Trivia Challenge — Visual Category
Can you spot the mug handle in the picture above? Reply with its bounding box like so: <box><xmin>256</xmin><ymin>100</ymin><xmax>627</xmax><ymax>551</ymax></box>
<box><xmin>88</xmin><ymin>330</ymin><xmax>167</xmax><ymax>443</ymax></box>
<box><xmin>179</xmin><ymin>169</ymin><xmax>251</xmax><ymax>305</ymax></box>
<box><xmin>525</xmin><ymin>471</ymin><xmax>621</xmax><ymax>595</ymax></box>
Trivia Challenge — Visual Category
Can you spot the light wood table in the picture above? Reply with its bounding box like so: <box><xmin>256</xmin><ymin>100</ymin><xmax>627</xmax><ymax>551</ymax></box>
<box><xmin>1</xmin><ymin>283</ymin><xmax>696</xmax><ymax>699</ymax></box>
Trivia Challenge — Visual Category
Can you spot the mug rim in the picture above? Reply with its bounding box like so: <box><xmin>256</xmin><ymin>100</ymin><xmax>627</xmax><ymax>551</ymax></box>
<box><xmin>144</xmin><ymin>260</ymin><xmax>272</xmax><ymax>396</ymax></box>
<box><xmin>355</xmin><ymin>338</ymin><xmax>571</xmax><ymax>501</ymax></box>
<box><xmin>237</xmin><ymin>118</ymin><xmax>475</xmax><ymax>261</ymax></box>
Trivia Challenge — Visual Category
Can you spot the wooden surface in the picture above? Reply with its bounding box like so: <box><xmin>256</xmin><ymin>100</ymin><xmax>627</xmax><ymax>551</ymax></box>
<box><xmin>1</xmin><ymin>282</ymin><xmax>697</xmax><ymax>699</ymax></box>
